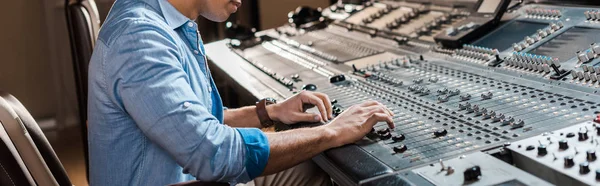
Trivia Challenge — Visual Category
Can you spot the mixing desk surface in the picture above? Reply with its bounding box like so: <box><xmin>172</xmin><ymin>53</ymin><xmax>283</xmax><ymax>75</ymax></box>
<box><xmin>206</xmin><ymin>0</ymin><xmax>600</xmax><ymax>185</ymax></box>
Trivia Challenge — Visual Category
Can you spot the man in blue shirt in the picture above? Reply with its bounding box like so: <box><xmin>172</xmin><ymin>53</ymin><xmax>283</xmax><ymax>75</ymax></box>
<box><xmin>88</xmin><ymin>0</ymin><xmax>395</xmax><ymax>185</ymax></box>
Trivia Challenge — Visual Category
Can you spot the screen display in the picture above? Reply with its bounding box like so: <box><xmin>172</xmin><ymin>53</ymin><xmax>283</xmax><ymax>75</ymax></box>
<box><xmin>477</xmin><ymin>0</ymin><xmax>501</xmax><ymax>13</ymax></box>
<box><xmin>472</xmin><ymin>21</ymin><xmax>547</xmax><ymax>50</ymax></box>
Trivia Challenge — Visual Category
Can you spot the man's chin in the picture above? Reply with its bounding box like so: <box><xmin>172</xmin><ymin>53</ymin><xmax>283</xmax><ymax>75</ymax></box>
<box><xmin>205</xmin><ymin>14</ymin><xmax>231</xmax><ymax>23</ymax></box>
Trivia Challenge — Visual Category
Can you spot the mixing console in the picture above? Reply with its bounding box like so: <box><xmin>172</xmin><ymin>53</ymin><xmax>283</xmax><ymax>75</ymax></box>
<box><xmin>211</xmin><ymin>0</ymin><xmax>600</xmax><ymax>185</ymax></box>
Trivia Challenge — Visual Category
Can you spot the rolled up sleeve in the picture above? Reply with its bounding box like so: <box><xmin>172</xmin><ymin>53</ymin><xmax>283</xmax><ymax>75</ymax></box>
<box><xmin>104</xmin><ymin>20</ymin><xmax>269</xmax><ymax>183</ymax></box>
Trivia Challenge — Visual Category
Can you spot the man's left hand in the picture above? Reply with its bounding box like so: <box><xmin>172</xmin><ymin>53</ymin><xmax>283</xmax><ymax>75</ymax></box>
<box><xmin>266</xmin><ymin>91</ymin><xmax>333</xmax><ymax>124</ymax></box>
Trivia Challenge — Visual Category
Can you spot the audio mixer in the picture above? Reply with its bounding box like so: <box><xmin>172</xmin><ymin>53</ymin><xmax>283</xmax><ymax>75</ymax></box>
<box><xmin>206</xmin><ymin>0</ymin><xmax>600</xmax><ymax>185</ymax></box>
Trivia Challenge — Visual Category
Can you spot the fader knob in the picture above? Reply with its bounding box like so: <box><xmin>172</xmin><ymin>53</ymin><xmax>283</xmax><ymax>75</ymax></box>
<box><xmin>379</xmin><ymin>132</ymin><xmax>392</xmax><ymax>140</ymax></box>
<box><xmin>377</xmin><ymin>128</ymin><xmax>391</xmax><ymax>135</ymax></box>
<box><xmin>463</xmin><ymin>166</ymin><xmax>482</xmax><ymax>181</ymax></box>
<box><xmin>434</xmin><ymin>129</ymin><xmax>448</xmax><ymax>137</ymax></box>
<box><xmin>392</xmin><ymin>134</ymin><xmax>405</xmax><ymax>142</ymax></box>
<box><xmin>559</xmin><ymin>139</ymin><xmax>569</xmax><ymax>150</ymax></box>
<box><xmin>588</xmin><ymin>150</ymin><xmax>597</xmax><ymax>161</ymax></box>
<box><xmin>564</xmin><ymin>156</ymin><xmax>575</xmax><ymax>167</ymax></box>
<box><xmin>580</xmin><ymin>162</ymin><xmax>591</xmax><ymax>174</ymax></box>
<box><xmin>329</xmin><ymin>74</ymin><xmax>346</xmax><ymax>83</ymax></box>
<box><xmin>596</xmin><ymin>125</ymin><xmax>600</xmax><ymax>136</ymax></box>
<box><xmin>393</xmin><ymin>144</ymin><xmax>407</xmax><ymax>153</ymax></box>
<box><xmin>301</xmin><ymin>84</ymin><xmax>318</xmax><ymax>91</ymax></box>
<box><xmin>596</xmin><ymin>169</ymin><xmax>600</xmax><ymax>180</ymax></box>
<box><xmin>460</xmin><ymin>94</ymin><xmax>471</xmax><ymax>101</ymax></box>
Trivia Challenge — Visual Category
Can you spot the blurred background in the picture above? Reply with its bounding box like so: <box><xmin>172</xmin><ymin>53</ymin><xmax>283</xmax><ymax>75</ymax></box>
<box><xmin>0</xmin><ymin>0</ymin><xmax>333</xmax><ymax>185</ymax></box>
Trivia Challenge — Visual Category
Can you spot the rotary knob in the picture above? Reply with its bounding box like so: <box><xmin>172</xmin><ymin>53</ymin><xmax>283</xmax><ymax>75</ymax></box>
<box><xmin>537</xmin><ymin>145</ymin><xmax>548</xmax><ymax>156</ymax></box>
<box><xmin>580</xmin><ymin>162</ymin><xmax>591</xmax><ymax>174</ymax></box>
<box><xmin>588</xmin><ymin>150</ymin><xmax>597</xmax><ymax>161</ymax></box>
<box><xmin>579</xmin><ymin>131</ymin><xmax>589</xmax><ymax>141</ymax></box>
<box><xmin>559</xmin><ymin>139</ymin><xmax>569</xmax><ymax>150</ymax></box>
<box><xmin>564</xmin><ymin>156</ymin><xmax>575</xmax><ymax>167</ymax></box>
<box><xmin>393</xmin><ymin>144</ymin><xmax>408</xmax><ymax>153</ymax></box>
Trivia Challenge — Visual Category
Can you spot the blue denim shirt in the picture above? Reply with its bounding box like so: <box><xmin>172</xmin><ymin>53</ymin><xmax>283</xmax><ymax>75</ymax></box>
<box><xmin>87</xmin><ymin>0</ymin><xmax>269</xmax><ymax>185</ymax></box>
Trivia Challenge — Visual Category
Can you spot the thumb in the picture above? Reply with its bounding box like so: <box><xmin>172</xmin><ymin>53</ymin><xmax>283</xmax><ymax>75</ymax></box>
<box><xmin>293</xmin><ymin>112</ymin><xmax>322</xmax><ymax>123</ymax></box>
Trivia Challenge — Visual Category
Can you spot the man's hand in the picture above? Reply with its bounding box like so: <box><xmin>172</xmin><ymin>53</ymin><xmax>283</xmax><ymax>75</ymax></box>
<box><xmin>321</xmin><ymin>100</ymin><xmax>395</xmax><ymax>147</ymax></box>
<box><xmin>267</xmin><ymin>91</ymin><xmax>333</xmax><ymax>124</ymax></box>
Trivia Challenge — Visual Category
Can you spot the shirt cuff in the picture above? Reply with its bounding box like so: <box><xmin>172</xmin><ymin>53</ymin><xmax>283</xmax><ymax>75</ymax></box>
<box><xmin>236</xmin><ymin>128</ymin><xmax>270</xmax><ymax>180</ymax></box>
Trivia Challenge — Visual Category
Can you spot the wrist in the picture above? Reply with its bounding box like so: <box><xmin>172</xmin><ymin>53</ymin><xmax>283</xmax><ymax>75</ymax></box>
<box><xmin>265</xmin><ymin>104</ymin><xmax>279</xmax><ymax>122</ymax></box>
<box><xmin>317</xmin><ymin>125</ymin><xmax>340</xmax><ymax>148</ymax></box>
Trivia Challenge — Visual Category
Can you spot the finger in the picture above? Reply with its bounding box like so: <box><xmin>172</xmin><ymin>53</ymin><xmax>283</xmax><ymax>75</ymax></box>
<box><xmin>359</xmin><ymin>100</ymin><xmax>380</xmax><ymax>107</ymax></box>
<box><xmin>292</xmin><ymin>112</ymin><xmax>322</xmax><ymax>123</ymax></box>
<box><xmin>381</xmin><ymin>104</ymin><xmax>395</xmax><ymax>117</ymax></box>
<box><xmin>368</xmin><ymin>101</ymin><xmax>394</xmax><ymax>117</ymax></box>
<box><xmin>313</xmin><ymin>92</ymin><xmax>333</xmax><ymax>119</ymax></box>
<box><xmin>362</xmin><ymin>105</ymin><xmax>389</xmax><ymax>116</ymax></box>
<box><xmin>365</xmin><ymin>113</ymin><xmax>395</xmax><ymax>129</ymax></box>
<box><xmin>301</xmin><ymin>93</ymin><xmax>329</xmax><ymax>122</ymax></box>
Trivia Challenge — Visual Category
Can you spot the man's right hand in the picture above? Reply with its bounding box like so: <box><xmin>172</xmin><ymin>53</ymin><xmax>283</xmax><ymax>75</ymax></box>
<box><xmin>321</xmin><ymin>100</ymin><xmax>395</xmax><ymax>148</ymax></box>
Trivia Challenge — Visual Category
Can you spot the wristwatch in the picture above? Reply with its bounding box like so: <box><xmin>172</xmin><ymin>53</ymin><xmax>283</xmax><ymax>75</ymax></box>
<box><xmin>256</xmin><ymin>98</ymin><xmax>277</xmax><ymax>128</ymax></box>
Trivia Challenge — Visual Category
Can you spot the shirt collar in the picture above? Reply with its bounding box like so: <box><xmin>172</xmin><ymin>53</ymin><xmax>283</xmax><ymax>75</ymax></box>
<box><xmin>153</xmin><ymin>0</ymin><xmax>192</xmax><ymax>29</ymax></box>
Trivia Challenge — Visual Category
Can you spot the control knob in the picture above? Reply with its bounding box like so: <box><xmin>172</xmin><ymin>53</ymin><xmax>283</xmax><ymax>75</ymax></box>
<box><xmin>434</xmin><ymin>129</ymin><xmax>448</xmax><ymax>137</ymax></box>
<box><xmin>588</xmin><ymin>150</ymin><xmax>597</xmax><ymax>161</ymax></box>
<box><xmin>379</xmin><ymin>132</ymin><xmax>392</xmax><ymax>140</ymax></box>
<box><xmin>393</xmin><ymin>144</ymin><xmax>408</xmax><ymax>153</ymax></box>
<box><xmin>392</xmin><ymin>134</ymin><xmax>405</xmax><ymax>142</ymax></box>
<box><xmin>580</xmin><ymin>162</ymin><xmax>591</xmax><ymax>174</ymax></box>
<box><xmin>579</xmin><ymin>131</ymin><xmax>589</xmax><ymax>141</ymax></box>
<box><xmin>377</xmin><ymin>128</ymin><xmax>391</xmax><ymax>135</ymax></box>
<box><xmin>559</xmin><ymin>139</ymin><xmax>569</xmax><ymax>150</ymax></box>
<box><xmin>458</xmin><ymin>102</ymin><xmax>471</xmax><ymax>110</ymax></box>
<box><xmin>511</xmin><ymin>119</ymin><xmax>525</xmax><ymax>128</ymax></box>
<box><xmin>463</xmin><ymin>166</ymin><xmax>482</xmax><ymax>181</ymax></box>
<box><xmin>438</xmin><ymin>95</ymin><xmax>449</xmax><ymax>103</ymax></box>
<box><xmin>564</xmin><ymin>156</ymin><xmax>575</xmax><ymax>167</ymax></box>
<box><xmin>301</xmin><ymin>84</ymin><xmax>317</xmax><ymax>91</ymax></box>
<box><xmin>537</xmin><ymin>145</ymin><xmax>547</xmax><ymax>156</ymax></box>
<box><xmin>493</xmin><ymin>113</ymin><xmax>505</xmax><ymax>122</ymax></box>
<box><xmin>329</xmin><ymin>74</ymin><xmax>346</xmax><ymax>83</ymax></box>
<box><xmin>449</xmin><ymin>89</ymin><xmax>460</xmax><ymax>96</ymax></box>
<box><xmin>437</xmin><ymin>88</ymin><xmax>449</xmax><ymax>95</ymax></box>
<box><xmin>481</xmin><ymin>92</ymin><xmax>493</xmax><ymax>100</ymax></box>
<box><xmin>460</xmin><ymin>94</ymin><xmax>471</xmax><ymax>101</ymax></box>
<box><xmin>502</xmin><ymin>117</ymin><xmax>514</xmax><ymax>125</ymax></box>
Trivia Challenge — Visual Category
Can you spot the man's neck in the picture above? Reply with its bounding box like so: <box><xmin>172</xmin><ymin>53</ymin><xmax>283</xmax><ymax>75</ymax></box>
<box><xmin>167</xmin><ymin>0</ymin><xmax>200</xmax><ymax>20</ymax></box>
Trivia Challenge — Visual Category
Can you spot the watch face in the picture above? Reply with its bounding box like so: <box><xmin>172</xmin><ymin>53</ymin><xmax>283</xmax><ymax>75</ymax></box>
<box><xmin>264</xmin><ymin>98</ymin><xmax>277</xmax><ymax>104</ymax></box>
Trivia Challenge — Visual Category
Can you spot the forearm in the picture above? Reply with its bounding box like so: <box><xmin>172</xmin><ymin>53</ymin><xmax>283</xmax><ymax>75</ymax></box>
<box><xmin>261</xmin><ymin>126</ymin><xmax>337</xmax><ymax>176</ymax></box>
<box><xmin>223</xmin><ymin>106</ymin><xmax>262</xmax><ymax>128</ymax></box>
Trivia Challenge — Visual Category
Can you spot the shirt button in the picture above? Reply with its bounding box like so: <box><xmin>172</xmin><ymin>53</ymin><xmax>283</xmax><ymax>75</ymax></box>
<box><xmin>193</xmin><ymin>50</ymin><xmax>199</xmax><ymax>55</ymax></box>
<box><xmin>183</xmin><ymin>102</ymin><xmax>191</xmax><ymax>108</ymax></box>
<box><xmin>187</xmin><ymin>22</ymin><xmax>194</xmax><ymax>27</ymax></box>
